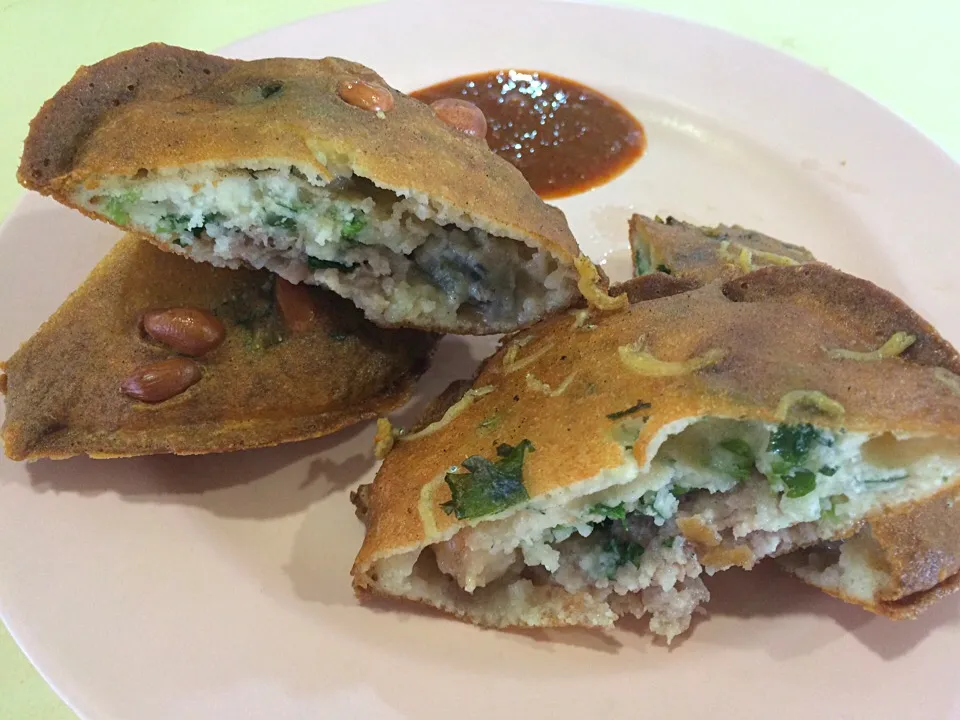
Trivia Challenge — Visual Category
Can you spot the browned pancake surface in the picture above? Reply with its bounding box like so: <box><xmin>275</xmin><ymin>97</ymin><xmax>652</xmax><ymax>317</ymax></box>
<box><xmin>1</xmin><ymin>235</ymin><xmax>436</xmax><ymax>460</ymax></box>
<box><xmin>629</xmin><ymin>214</ymin><xmax>816</xmax><ymax>284</ymax></box>
<box><xmin>18</xmin><ymin>43</ymin><xmax>578</xmax><ymax>273</ymax></box>
<box><xmin>354</xmin><ymin>265</ymin><xmax>960</xmax><ymax>578</ymax></box>
<box><xmin>627</xmin><ymin>223</ymin><xmax>960</xmax><ymax>614</ymax></box>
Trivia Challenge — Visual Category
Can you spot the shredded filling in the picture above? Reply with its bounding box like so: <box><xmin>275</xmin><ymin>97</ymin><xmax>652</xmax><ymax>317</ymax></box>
<box><xmin>372</xmin><ymin>417</ymin><xmax>960</xmax><ymax>641</ymax></box>
<box><xmin>78</xmin><ymin>166</ymin><xmax>577</xmax><ymax>328</ymax></box>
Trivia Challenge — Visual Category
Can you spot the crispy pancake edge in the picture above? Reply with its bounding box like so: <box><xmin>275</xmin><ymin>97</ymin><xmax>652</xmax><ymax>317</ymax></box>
<box><xmin>352</xmin><ymin>265</ymin><xmax>960</xmax><ymax>591</ymax></box>
<box><xmin>1</xmin><ymin>234</ymin><xmax>437</xmax><ymax>460</ymax></box>
<box><xmin>18</xmin><ymin>43</ymin><xmax>580</xmax><ymax>283</ymax></box>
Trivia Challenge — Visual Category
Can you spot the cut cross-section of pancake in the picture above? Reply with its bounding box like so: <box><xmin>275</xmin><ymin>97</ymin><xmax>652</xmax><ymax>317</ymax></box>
<box><xmin>629</xmin><ymin>214</ymin><xmax>816</xmax><ymax>284</ymax></box>
<box><xmin>628</xmin><ymin>223</ymin><xmax>960</xmax><ymax>619</ymax></box>
<box><xmin>17</xmin><ymin>43</ymin><xmax>583</xmax><ymax>334</ymax></box>
<box><xmin>779</xmin><ymin>485</ymin><xmax>960</xmax><ymax>620</ymax></box>
<box><xmin>0</xmin><ymin>234</ymin><xmax>437</xmax><ymax>460</ymax></box>
<box><xmin>352</xmin><ymin>265</ymin><xmax>960</xmax><ymax>641</ymax></box>
<box><xmin>724</xmin><ymin>267</ymin><xmax>960</xmax><ymax>618</ymax></box>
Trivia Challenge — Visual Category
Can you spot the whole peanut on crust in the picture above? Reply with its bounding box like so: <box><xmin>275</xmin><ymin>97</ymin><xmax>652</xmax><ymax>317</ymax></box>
<box><xmin>274</xmin><ymin>278</ymin><xmax>319</xmax><ymax>334</ymax></box>
<box><xmin>142</xmin><ymin>307</ymin><xmax>225</xmax><ymax>357</ymax></box>
<box><xmin>430</xmin><ymin>98</ymin><xmax>488</xmax><ymax>139</ymax></box>
<box><xmin>337</xmin><ymin>79</ymin><xmax>394</xmax><ymax>113</ymax></box>
<box><xmin>121</xmin><ymin>358</ymin><xmax>201</xmax><ymax>403</ymax></box>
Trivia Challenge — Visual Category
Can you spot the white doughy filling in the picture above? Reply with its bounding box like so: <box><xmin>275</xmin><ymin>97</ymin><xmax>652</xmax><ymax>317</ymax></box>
<box><xmin>77</xmin><ymin>166</ymin><xmax>577</xmax><ymax>328</ymax></box>
<box><xmin>780</xmin><ymin>535</ymin><xmax>890</xmax><ymax>604</ymax></box>
<box><xmin>371</xmin><ymin>418</ymin><xmax>960</xmax><ymax>640</ymax></box>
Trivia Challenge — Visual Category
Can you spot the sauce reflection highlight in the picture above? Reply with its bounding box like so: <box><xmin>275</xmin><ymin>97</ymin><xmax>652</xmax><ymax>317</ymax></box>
<box><xmin>413</xmin><ymin>69</ymin><xmax>646</xmax><ymax>199</ymax></box>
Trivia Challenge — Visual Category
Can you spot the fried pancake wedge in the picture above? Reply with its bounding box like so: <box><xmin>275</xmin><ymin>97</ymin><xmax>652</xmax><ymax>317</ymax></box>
<box><xmin>627</xmin><ymin>223</ymin><xmax>960</xmax><ymax>618</ymax></box>
<box><xmin>629</xmin><ymin>214</ymin><xmax>816</xmax><ymax>283</ymax></box>
<box><xmin>18</xmin><ymin>43</ymin><xmax>583</xmax><ymax>334</ymax></box>
<box><xmin>352</xmin><ymin>265</ymin><xmax>960</xmax><ymax>641</ymax></box>
<box><xmin>0</xmin><ymin>235</ymin><xmax>436</xmax><ymax>460</ymax></box>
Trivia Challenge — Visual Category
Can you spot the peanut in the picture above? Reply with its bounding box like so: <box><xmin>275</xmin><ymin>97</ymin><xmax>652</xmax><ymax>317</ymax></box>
<box><xmin>120</xmin><ymin>358</ymin><xmax>201</xmax><ymax>403</ymax></box>
<box><xmin>142</xmin><ymin>307</ymin><xmax>225</xmax><ymax>357</ymax></box>
<box><xmin>430</xmin><ymin>99</ymin><xmax>487</xmax><ymax>139</ymax></box>
<box><xmin>337</xmin><ymin>79</ymin><xmax>394</xmax><ymax>113</ymax></box>
<box><xmin>274</xmin><ymin>278</ymin><xmax>318</xmax><ymax>334</ymax></box>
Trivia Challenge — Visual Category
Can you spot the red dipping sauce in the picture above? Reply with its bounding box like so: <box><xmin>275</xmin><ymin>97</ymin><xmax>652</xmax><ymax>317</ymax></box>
<box><xmin>412</xmin><ymin>69</ymin><xmax>645</xmax><ymax>199</ymax></box>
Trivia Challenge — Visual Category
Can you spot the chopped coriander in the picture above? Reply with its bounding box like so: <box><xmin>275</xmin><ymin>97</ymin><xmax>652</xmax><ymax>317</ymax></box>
<box><xmin>819</xmin><ymin>465</ymin><xmax>838</xmax><ymax>476</ymax></box>
<box><xmin>768</xmin><ymin>423</ymin><xmax>823</xmax><ymax>466</ymax></box>
<box><xmin>633</xmin><ymin>249</ymin><xmax>651</xmax><ymax>275</ymax></box>
<box><xmin>862</xmin><ymin>473</ymin><xmax>909</xmax><ymax>485</ymax></box>
<box><xmin>276</xmin><ymin>199</ymin><xmax>308</xmax><ymax>213</ymax></box>
<box><xmin>156</xmin><ymin>214</ymin><xmax>191</xmax><ymax>234</ymax></box>
<box><xmin>662</xmin><ymin>538</ymin><xmax>676</xmax><ymax>549</ymax></box>
<box><xmin>711</xmin><ymin>438</ymin><xmax>754</xmax><ymax>481</ymax></box>
<box><xmin>341</xmin><ymin>215</ymin><xmax>367</xmax><ymax>241</ymax></box>
<box><xmin>606</xmin><ymin>400</ymin><xmax>652</xmax><ymax>420</ymax></box>
<box><xmin>307</xmin><ymin>256</ymin><xmax>349</xmax><ymax>271</ymax></box>
<box><xmin>103</xmin><ymin>190</ymin><xmax>140</xmax><ymax>225</ymax></box>
<box><xmin>265</xmin><ymin>213</ymin><xmax>297</xmax><ymax>230</ymax></box>
<box><xmin>670</xmin><ymin>485</ymin><xmax>691</xmax><ymax>498</ymax></box>
<box><xmin>782</xmin><ymin>468</ymin><xmax>817</xmax><ymax>498</ymax></box>
<box><xmin>588</xmin><ymin>502</ymin><xmax>628</xmax><ymax>528</ymax></box>
<box><xmin>602</xmin><ymin>534</ymin><xmax>645</xmax><ymax>578</ymax></box>
<box><xmin>441</xmin><ymin>440</ymin><xmax>534</xmax><ymax>520</ymax></box>
<box><xmin>655</xmin><ymin>264</ymin><xmax>673</xmax><ymax>275</ymax></box>
<box><xmin>766</xmin><ymin>424</ymin><xmax>829</xmax><ymax>498</ymax></box>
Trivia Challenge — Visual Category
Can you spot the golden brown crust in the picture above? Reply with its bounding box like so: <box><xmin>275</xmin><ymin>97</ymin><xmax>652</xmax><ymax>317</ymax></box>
<box><xmin>873</xmin><ymin>571</ymin><xmax>960</xmax><ymax>618</ymax></box>
<box><xmin>627</xmin><ymin>221</ymin><xmax>957</xmax><ymax>371</ymax></box>
<box><xmin>802</xmin><ymin>569</ymin><xmax>960</xmax><ymax>620</ymax></box>
<box><xmin>630</xmin><ymin>219</ymin><xmax>960</xmax><ymax>616</ymax></box>
<box><xmin>628</xmin><ymin>214</ymin><xmax>816</xmax><ymax>284</ymax></box>
<box><xmin>1</xmin><ymin>235</ymin><xmax>436</xmax><ymax>460</ymax></box>
<box><xmin>353</xmin><ymin>556</ymin><xmax>616</xmax><ymax>629</ymax></box>
<box><xmin>798</xmin><ymin>482</ymin><xmax>960</xmax><ymax>614</ymax></box>
<box><xmin>723</xmin><ymin>264</ymin><xmax>960</xmax><ymax>373</ymax></box>
<box><xmin>867</xmin><ymin>482</ymin><xmax>960</xmax><ymax>601</ymax></box>
<box><xmin>18</xmin><ymin>44</ymin><xmax>234</xmax><ymax>189</ymax></box>
<box><xmin>18</xmin><ymin>44</ymin><xmax>581</xmax><ymax>334</ymax></box>
<box><xmin>609</xmin><ymin>273</ymin><xmax>701</xmax><ymax>304</ymax></box>
<box><xmin>353</xmin><ymin>263</ymin><xmax>960</xmax><ymax>580</ymax></box>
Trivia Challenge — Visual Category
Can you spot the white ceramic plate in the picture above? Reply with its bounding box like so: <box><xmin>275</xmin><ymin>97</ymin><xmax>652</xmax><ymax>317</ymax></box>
<box><xmin>3</xmin><ymin>1</ymin><xmax>960</xmax><ymax>718</ymax></box>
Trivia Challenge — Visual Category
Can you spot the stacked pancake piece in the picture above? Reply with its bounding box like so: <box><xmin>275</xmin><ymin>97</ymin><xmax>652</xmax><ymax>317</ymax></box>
<box><xmin>17</xmin><ymin>43</ymin><xmax>583</xmax><ymax>335</ymax></box>
<box><xmin>352</xmin><ymin>218</ymin><xmax>960</xmax><ymax>640</ymax></box>
<box><xmin>5</xmin><ymin>41</ymin><xmax>960</xmax><ymax>643</ymax></box>
<box><xmin>3</xmin><ymin>43</ymin><xmax>587</xmax><ymax>459</ymax></box>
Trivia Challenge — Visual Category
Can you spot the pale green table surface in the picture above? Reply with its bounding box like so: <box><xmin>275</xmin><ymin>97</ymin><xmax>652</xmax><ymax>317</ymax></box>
<box><xmin>2</xmin><ymin>0</ymin><xmax>959</xmax><ymax>717</ymax></box>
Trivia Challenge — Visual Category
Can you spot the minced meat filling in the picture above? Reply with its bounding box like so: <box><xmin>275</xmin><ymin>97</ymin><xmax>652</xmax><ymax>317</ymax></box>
<box><xmin>425</xmin><ymin>418</ymin><xmax>960</xmax><ymax>640</ymax></box>
<box><xmin>78</xmin><ymin>168</ymin><xmax>574</xmax><ymax>328</ymax></box>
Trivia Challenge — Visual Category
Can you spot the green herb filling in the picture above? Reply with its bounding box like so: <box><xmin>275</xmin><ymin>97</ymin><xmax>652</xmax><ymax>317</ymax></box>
<box><xmin>441</xmin><ymin>440</ymin><xmax>534</xmax><ymax>520</ymax></box>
